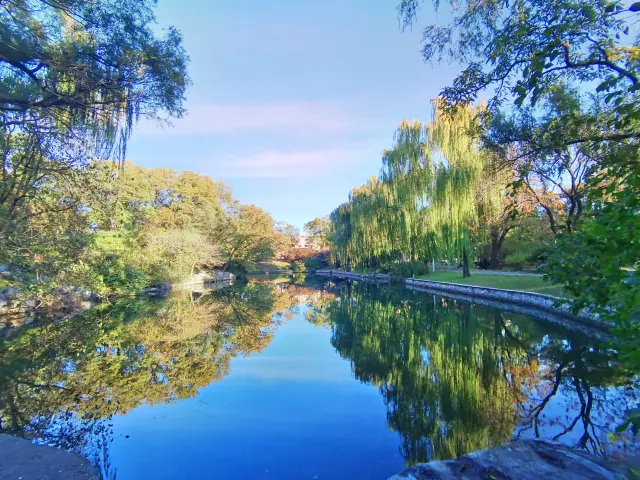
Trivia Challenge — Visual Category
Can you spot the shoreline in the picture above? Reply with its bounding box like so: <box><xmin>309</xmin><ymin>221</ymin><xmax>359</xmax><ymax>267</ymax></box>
<box><xmin>316</xmin><ymin>269</ymin><xmax>605</xmax><ymax>334</ymax></box>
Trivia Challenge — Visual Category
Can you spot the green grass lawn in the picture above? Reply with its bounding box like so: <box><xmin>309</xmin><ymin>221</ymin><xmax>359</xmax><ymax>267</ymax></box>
<box><xmin>415</xmin><ymin>271</ymin><xmax>567</xmax><ymax>297</ymax></box>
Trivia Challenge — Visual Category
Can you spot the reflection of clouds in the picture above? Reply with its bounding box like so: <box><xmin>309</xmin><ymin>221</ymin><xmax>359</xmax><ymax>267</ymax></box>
<box><xmin>231</xmin><ymin>354</ymin><xmax>350</xmax><ymax>383</ymax></box>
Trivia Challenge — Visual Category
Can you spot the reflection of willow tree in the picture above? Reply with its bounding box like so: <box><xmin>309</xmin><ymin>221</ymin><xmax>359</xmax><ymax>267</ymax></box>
<box><xmin>0</xmin><ymin>282</ymin><xmax>299</xmax><ymax>452</ymax></box>
<box><xmin>314</xmin><ymin>282</ymin><xmax>632</xmax><ymax>464</ymax></box>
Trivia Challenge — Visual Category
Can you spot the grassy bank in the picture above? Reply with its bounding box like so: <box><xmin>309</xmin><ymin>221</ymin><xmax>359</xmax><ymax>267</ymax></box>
<box><xmin>416</xmin><ymin>271</ymin><xmax>567</xmax><ymax>298</ymax></box>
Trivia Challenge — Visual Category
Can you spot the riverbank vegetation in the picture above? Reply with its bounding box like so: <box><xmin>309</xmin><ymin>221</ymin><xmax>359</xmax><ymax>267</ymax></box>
<box><xmin>1</xmin><ymin>160</ymin><xmax>297</xmax><ymax>298</ymax></box>
<box><xmin>323</xmin><ymin>0</ymin><xmax>639</xmax><ymax>370</ymax></box>
<box><xmin>0</xmin><ymin>1</ymin><xmax>300</xmax><ymax>300</ymax></box>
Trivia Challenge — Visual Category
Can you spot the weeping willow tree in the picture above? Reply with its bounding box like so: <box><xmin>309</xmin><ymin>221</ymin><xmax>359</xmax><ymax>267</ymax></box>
<box><xmin>385</xmin><ymin>104</ymin><xmax>501</xmax><ymax>277</ymax></box>
<box><xmin>330</xmin><ymin>103</ymin><xmax>502</xmax><ymax>277</ymax></box>
<box><xmin>330</xmin><ymin>177</ymin><xmax>397</xmax><ymax>268</ymax></box>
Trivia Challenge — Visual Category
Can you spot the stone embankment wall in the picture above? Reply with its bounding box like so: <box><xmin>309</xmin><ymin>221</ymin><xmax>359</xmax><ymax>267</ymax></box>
<box><xmin>405</xmin><ymin>283</ymin><xmax>607</xmax><ymax>338</ymax></box>
<box><xmin>388</xmin><ymin>440</ymin><xmax>632</xmax><ymax>480</ymax></box>
<box><xmin>143</xmin><ymin>270</ymin><xmax>235</xmax><ymax>296</ymax></box>
<box><xmin>315</xmin><ymin>269</ymin><xmax>390</xmax><ymax>283</ymax></box>
<box><xmin>405</xmin><ymin>278</ymin><xmax>600</xmax><ymax>325</ymax></box>
<box><xmin>316</xmin><ymin>270</ymin><xmax>604</xmax><ymax>334</ymax></box>
<box><xmin>174</xmin><ymin>270</ymin><xmax>235</xmax><ymax>288</ymax></box>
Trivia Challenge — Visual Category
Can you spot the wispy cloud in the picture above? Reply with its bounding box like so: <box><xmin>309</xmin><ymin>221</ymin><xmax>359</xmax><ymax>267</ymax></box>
<box><xmin>136</xmin><ymin>101</ymin><xmax>357</xmax><ymax>136</ymax></box>
<box><xmin>212</xmin><ymin>145</ymin><xmax>378</xmax><ymax>179</ymax></box>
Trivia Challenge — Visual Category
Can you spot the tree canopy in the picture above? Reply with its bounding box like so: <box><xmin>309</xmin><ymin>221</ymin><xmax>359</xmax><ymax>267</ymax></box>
<box><xmin>1</xmin><ymin>0</ymin><xmax>190</xmax><ymax>252</ymax></box>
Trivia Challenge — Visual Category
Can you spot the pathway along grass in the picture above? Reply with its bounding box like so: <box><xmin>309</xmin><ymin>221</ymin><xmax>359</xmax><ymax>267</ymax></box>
<box><xmin>416</xmin><ymin>271</ymin><xmax>567</xmax><ymax>298</ymax></box>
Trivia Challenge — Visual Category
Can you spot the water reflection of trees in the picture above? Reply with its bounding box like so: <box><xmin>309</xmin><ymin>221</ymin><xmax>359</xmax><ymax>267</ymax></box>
<box><xmin>1</xmin><ymin>278</ymin><xmax>635</xmax><ymax>469</ymax></box>
<box><xmin>308</xmin><ymin>281</ymin><xmax>635</xmax><ymax>465</ymax></box>
<box><xmin>0</xmin><ymin>282</ymin><xmax>300</xmax><ymax>454</ymax></box>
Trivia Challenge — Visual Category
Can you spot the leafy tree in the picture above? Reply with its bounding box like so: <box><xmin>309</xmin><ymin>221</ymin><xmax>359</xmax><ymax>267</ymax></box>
<box><xmin>398</xmin><ymin>0</ymin><xmax>639</xmax><ymax>124</ymax></box>
<box><xmin>293</xmin><ymin>260</ymin><xmax>307</xmax><ymax>274</ymax></box>
<box><xmin>486</xmin><ymin>87</ymin><xmax>598</xmax><ymax>236</ymax></box>
<box><xmin>1</xmin><ymin>0</ymin><xmax>189</xmax><ymax>245</ymax></box>
<box><xmin>330</xmin><ymin>106</ymin><xmax>502</xmax><ymax>278</ymax></box>
<box><xmin>148</xmin><ymin>229</ymin><xmax>222</xmax><ymax>280</ymax></box>
<box><xmin>274</xmin><ymin>221</ymin><xmax>299</xmax><ymax>257</ymax></box>
<box><xmin>216</xmin><ymin>205</ymin><xmax>283</xmax><ymax>274</ymax></box>
<box><xmin>303</xmin><ymin>216</ymin><xmax>331</xmax><ymax>249</ymax></box>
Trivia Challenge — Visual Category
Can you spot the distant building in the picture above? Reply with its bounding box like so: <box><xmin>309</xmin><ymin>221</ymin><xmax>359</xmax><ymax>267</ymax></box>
<box><xmin>296</xmin><ymin>234</ymin><xmax>310</xmax><ymax>249</ymax></box>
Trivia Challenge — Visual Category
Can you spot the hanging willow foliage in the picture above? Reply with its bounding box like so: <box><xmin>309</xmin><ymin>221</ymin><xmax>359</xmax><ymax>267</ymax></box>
<box><xmin>330</xmin><ymin>103</ymin><xmax>502</xmax><ymax>276</ymax></box>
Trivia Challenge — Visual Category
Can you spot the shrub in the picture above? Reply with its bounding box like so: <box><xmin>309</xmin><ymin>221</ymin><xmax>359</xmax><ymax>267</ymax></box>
<box><xmin>503</xmin><ymin>251</ymin><xmax>528</xmax><ymax>266</ymax></box>
<box><xmin>293</xmin><ymin>260</ymin><xmax>307</xmax><ymax>273</ymax></box>
<box><xmin>387</xmin><ymin>260</ymin><xmax>430</xmax><ymax>279</ymax></box>
<box><xmin>304</xmin><ymin>257</ymin><xmax>328</xmax><ymax>271</ymax></box>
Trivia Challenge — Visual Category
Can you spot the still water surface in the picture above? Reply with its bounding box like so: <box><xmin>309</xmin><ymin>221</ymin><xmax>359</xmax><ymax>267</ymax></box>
<box><xmin>0</xmin><ymin>277</ymin><xmax>637</xmax><ymax>479</ymax></box>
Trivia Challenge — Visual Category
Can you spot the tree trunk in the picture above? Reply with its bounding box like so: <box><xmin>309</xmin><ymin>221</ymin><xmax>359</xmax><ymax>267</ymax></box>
<box><xmin>489</xmin><ymin>230</ymin><xmax>500</xmax><ymax>270</ymax></box>
<box><xmin>462</xmin><ymin>249</ymin><xmax>471</xmax><ymax>278</ymax></box>
<box><xmin>489</xmin><ymin>227</ymin><xmax>509</xmax><ymax>270</ymax></box>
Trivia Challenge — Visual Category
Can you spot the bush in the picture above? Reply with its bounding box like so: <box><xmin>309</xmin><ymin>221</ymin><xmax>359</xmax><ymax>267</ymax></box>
<box><xmin>387</xmin><ymin>260</ymin><xmax>430</xmax><ymax>279</ymax></box>
<box><xmin>293</xmin><ymin>260</ymin><xmax>307</xmax><ymax>273</ymax></box>
<box><xmin>304</xmin><ymin>256</ymin><xmax>328</xmax><ymax>271</ymax></box>
<box><xmin>95</xmin><ymin>256</ymin><xmax>150</xmax><ymax>294</ymax></box>
<box><xmin>503</xmin><ymin>251</ymin><xmax>528</xmax><ymax>266</ymax></box>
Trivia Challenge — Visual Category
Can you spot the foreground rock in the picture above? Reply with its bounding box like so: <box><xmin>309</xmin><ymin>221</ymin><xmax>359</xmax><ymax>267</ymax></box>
<box><xmin>389</xmin><ymin>440</ymin><xmax>634</xmax><ymax>480</ymax></box>
<box><xmin>0</xmin><ymin>434</ymin><xmax>98</xmax><ymax>480</ymax></box>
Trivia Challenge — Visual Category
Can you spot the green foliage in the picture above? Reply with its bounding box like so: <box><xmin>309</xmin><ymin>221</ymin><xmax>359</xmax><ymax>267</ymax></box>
<box><xmin>387</xmin><ymin>261</ymin><xmax>430</xmax><ymax>279</ymax></box>
<box><xmin>303</xmin><ymin>256</ymin><xmax>329</xmax><ymax>272</ymax></box>
<box><xmin>0</xmin><ymin>161</ymin><xmax>288</xmax><ymax>296</ymax></box>
<box><xmin>0</xmin><ymin>0</ymin><xmax>189</xmax><ymax>254</ymax></box>
<box><xmin>544</xmin><ymin>188</ymin><xmax>640</xmax><ymax>369</ymax></box>
<box><xmin>385</xmin><ymin>0</ymin><xmax>640</xmax><ymax>372</ymax></box>
<box><xmin>293</xmin><ymin>260</ymin><xmax>307</xmax><ymax>273</ymax></box>
<box><xmin>303</xmin><ymin>216</ymin><xmax>332</xmax><ymax>249</ymax></box>
<box><xmin>1</xmin><ymin>0</ymin><xmax>189</xmax><ymax>155</ymax></box>
<box><xmin>329</xmin><ymin>106</ymin><xmax>500</xmax><ymax>278</ymax></box>
<box><xmin>399</xmin><ymin>0</ymin><xmax>639</xmax><ymax>123</ymax></box>
<box><xmin>216</xmin><ymin>204</ymin><xmax>285</xmax><ymax>273</ymax></box>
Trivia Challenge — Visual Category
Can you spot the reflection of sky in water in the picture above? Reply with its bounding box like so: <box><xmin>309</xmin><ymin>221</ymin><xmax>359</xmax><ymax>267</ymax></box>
<box><xmin>108</xmin><ymin>311</ymin><xmax>404</xmax><ymax>480</ymax></box>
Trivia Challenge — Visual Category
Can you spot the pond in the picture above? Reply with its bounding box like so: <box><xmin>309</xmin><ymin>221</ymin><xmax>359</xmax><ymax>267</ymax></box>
<box><xmin>0</xmin><ymin>277</ymin><xmax>637</xmax><ymax>479</ymax></box>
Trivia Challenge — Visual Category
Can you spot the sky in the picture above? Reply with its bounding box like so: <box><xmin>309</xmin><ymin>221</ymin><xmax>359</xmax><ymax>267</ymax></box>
<box><xmin>126</xmin><ymin>0</ymin><xmax>461</xmax><ymax>229</ymax></box>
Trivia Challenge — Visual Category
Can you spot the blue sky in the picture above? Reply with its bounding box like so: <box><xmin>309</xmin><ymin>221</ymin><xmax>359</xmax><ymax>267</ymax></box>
<box><xmin>127</xmin><ymin>0</ymin><xmax>461</xmax><ymax>228</ymax></box>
